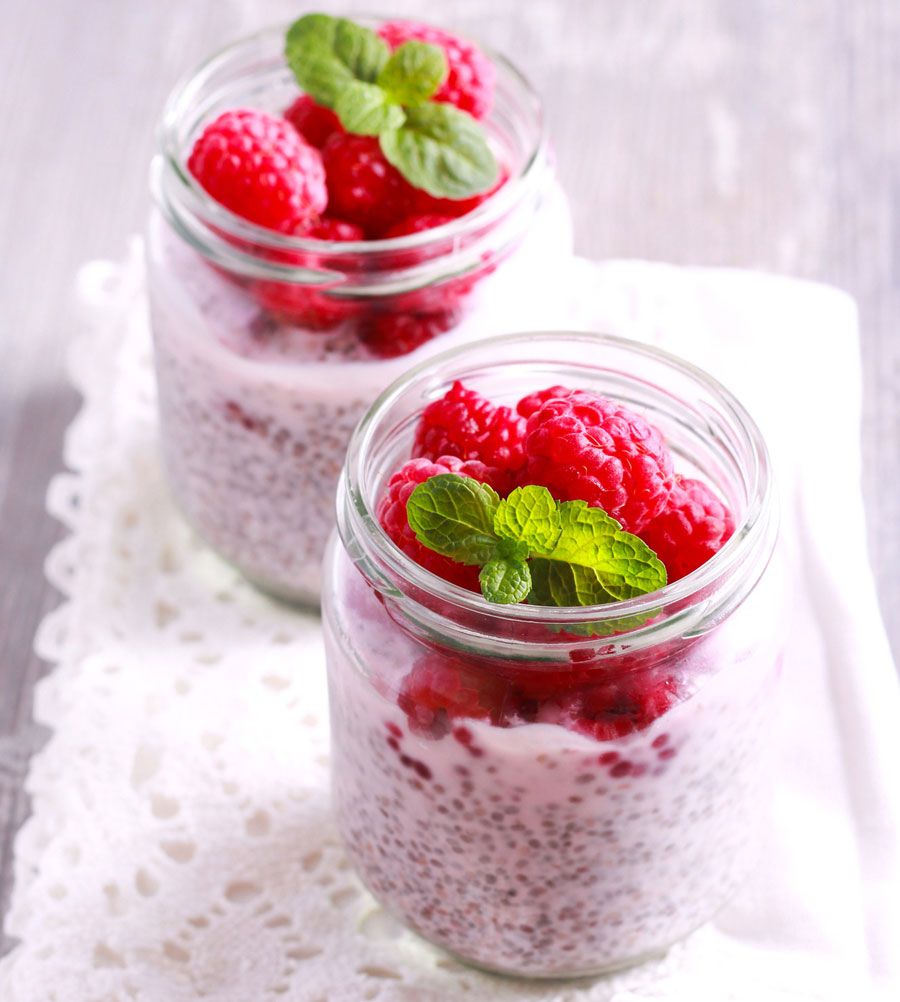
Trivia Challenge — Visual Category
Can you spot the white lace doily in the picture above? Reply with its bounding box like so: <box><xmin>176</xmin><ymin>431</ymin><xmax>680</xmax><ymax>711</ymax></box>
<box><xmin>0</xmin><ymin>242</ymin><xmax>888</xmax><ymax>1002</ymax></box>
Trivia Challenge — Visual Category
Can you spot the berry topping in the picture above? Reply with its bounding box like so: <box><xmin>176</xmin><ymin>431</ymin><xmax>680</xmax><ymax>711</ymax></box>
<box><xmin>520</xmin><ymin>388</ymin><xmax>675</xmax><ymax>533</ymax></box>
<box><xmin>321</xmin><ymin>133</ymin><xmax>416</xmax><ymax>236</ymax></box>
<box><xmin>383</xmin><ymin>214</ymin><xmax>457</xmax><ymax>238</ymax></box>
<box><xmin>286</xmin><ymin>14</ymin><xmax>497</xmax><ymax>200</ymax></box>
<box><xmin>359</xmin><ymin>307</ymin><xmax>459</xmax><ymax>358</ymax></box>
<box><xmin>640</xmin><ymin>475</ymin><xmax>735</xmax><ymax>582</ymax></box>
<box><xmin>413</xmin><ymin>380</ymin><xmax>526</xmax><ymax>473</ymax></box>
<box><xmin>284</xmin><ymin>94</ymin><xmax>343</xmax><ymax>148</ymax></box>
<box><xmin>187</xmin><ymin>109</ymin><xmax>327</xmax><ymax>233</ymax></box>
<box><xmin>378</xmin><ymin>20</ymin><xmax>496</xmax><ymax>120</ymax></box>
<box><xmin>377</xmin><ymin>456</ymin><xmax>509</xmax><ymax>588</ymax></box>
<box><xmin>398</xmin><ymin>653</ymin><xmax>510</xmax><ymax>735</ymax></box>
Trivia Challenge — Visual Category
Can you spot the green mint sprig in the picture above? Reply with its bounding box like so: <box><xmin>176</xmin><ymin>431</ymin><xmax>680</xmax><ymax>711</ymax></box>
<box><xmin>406</xmin><ymin>476</ymin><xmax>667</xmax><ymax>607</ymax></box>
<box><xmin>285</xmin><ymin>14</ymin><xmax>498</xmax><ymax>200</ymax></box>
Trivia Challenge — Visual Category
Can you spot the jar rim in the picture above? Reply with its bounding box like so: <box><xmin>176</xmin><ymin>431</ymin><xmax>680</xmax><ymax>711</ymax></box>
<box><xmin>339</xmin><ymin>330</ymin><xmax>777</xmax><ymax>633</ymax></box>
<box><xmin>154</xmin><ymin>20</ymin><xmax>548</xmax><ymax>260</ymax></box>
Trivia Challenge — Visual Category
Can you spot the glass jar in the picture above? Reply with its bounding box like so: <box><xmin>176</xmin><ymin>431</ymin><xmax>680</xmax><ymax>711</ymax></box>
<box><xmin>146</xmin><ymin>23</ymin><xmax>571</xmax><ymax>606</ymax></box>
<box><xmin>324</xmin><ymin>331</ymin><xmax>784</xmax><ymax>978</ymax></box>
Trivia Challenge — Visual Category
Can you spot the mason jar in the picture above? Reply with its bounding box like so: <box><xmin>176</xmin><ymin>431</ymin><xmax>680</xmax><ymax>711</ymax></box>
<box><xmin>324</xmin><ymin>331</ymin><xmax>784</xmax><ymax>978</ymax></box>
<box><xmin>147</xmin><ymin>23</ymin><xmax>571</xmax><ymax>606</ymax></box>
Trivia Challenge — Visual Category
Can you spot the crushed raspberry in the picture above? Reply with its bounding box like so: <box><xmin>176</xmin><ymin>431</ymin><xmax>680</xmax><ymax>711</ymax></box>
<box><xmin>519</xmin><ymin>387</ymin><xmax>675</xmax><ymax>533</ymax></box>
<box><xmin>378</xmin><ymin>20</ymin><xmax>496</xmax><ymax>120</ymax></box>
<box><xmin>629</xmin><ymin>673</ymin><xmax>681</xmax><ymax>725</ymax></box>
<box><xmin>538</xmin><ymin>672</ymin><xmax>680</xmax><ymax>742</ymax></box>
<box><xmin>377</xmin><ymin>456</ymin><xmax>508</xmax><ymax>588</ymax></box>
<box><xmin>188</xmin><ymin>109</ymin><xmax>327</xmax><ymax>233</ymax></box>
<box><xmin>383</xmin><ymin>214</ymin><xmax>457</xmax><ymax>238</ymax></box>
<box><xmin>414</xmin><ymin>165</ymin><xmax>510</xmax><ymax>218</ymax></box>
<box><xmin>358</xmin><ymin>307</ymin><xmax>459</xmax><ymax>358</ymax></box>
<box><xmin>398</xmin><ymin>652</ymin><xmax>511</xmax><ymax>736</ymax></box>
<box><xmin>413</xmin><ymin>381</ymin><xmax>526</xmax><ymax>475</ymax></box>
<box><xmin>321</xmin><ymin>133</ymin><xmax>416</xmax><ymax>237</ymax></box>
<box><xmin>251</xmin><ymin>217</ymin><xmax>363</xmax><ymax>330</ymax></box>
<box><xmin>497</xmin><ymin>664</ymin><xmax>595</xmax><ymax>702</ymax></box>
<box><xmin>252</xmin><ymin>284</ymin><xmax>358</xmax><ymax>332</ymax></box>
<box><xmin>640</xmin><ymin>475</ymin><xmax>735</xmax><ymax>581</ymax></box>
<box><xmin>284</xmin><ymin>94</ymin><xmax>342</xmax><ymax>148</ymax></box>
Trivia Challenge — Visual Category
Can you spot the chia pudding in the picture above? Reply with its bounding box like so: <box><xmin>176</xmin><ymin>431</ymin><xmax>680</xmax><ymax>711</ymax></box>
<box><xmin>147</xmin><ymin>18</ymin><xmax>570</xmax><ymax>604</ymax></box>
<box><xmin>323</xmin><ymin>332</ymin><xmax>783</xmax><ymax>978</ymax></box>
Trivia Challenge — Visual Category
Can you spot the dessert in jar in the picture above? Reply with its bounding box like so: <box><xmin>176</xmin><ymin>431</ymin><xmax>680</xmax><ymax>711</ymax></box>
<box><xmin>324</xmin><ymin>331</ymin><xmax>784</xmax><ymax>978</ymax></box>
<box><xmin>147</xmin><ymin>13</ymin><xmax>571</xmax><ymax>605</ymax></box>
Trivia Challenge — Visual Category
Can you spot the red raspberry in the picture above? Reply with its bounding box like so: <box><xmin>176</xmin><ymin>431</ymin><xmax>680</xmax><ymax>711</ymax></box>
<box><xmin>519</xmin><ymin>387</ymin><xmax>675</xmax><ymax>533</ymax></box>
<box><xmin>383</xmin><ymin>214</ymin><xmax>456</xmax><ymax>238</ymax></box>
<box><xmin>414</xmin><ymin>165</ymin><xmax>510</xmax><ymax>218</ymax></box>
<box><xmin>377</xmin><ymin>456</ymin><xmax>508</xmax><ymax>589</ymax></box>
<box><xmin>378</xmin><ymin>20</ymin><xmax>495</xmax><ymax>120</ymax></box>
<box><xmin>640</xmin><ymin>475</ymin><xmax>735</xmax><ymax>582</ymax></box>
<box><xmin>358</xmin><ymin>307</ymin><xmax>459</xmax><ymax>358</ymax></box>
<box><xmin>321</xmin><ymin>133</ymin><xmax>416</xmax><ymax>237</ymax></box>
<box><xmin>187</xmin><ymin>109</ymin><xmax>327</xmax><ymax>233</ymax></box>
<box><xmin>284</xmin><ymin>94</ymin><xmax>342</xmax><ymax>148</ymax></box>
<box><xmin>251</xmin><ymin>217</ymin><xmax>363</xmax><ymax>330</ymax></box>
<box><xmin>413</xmin><ymin>380</ymin><xmax>526</xmax><ymax>475</ymax></box>
<box><xmin>398</xmin><ymin>652</ymin><xmax>511</xmax><ymax>736</ymax></box>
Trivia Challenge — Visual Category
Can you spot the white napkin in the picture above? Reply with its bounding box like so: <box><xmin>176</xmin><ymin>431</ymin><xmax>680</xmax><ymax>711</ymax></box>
<box><xmin>0</xmin><ymin>247</ymin><xmax>896</xmax><ymax>1002</ymax></box>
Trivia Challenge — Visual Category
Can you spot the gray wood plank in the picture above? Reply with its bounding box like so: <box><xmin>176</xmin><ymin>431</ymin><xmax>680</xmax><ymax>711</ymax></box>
<box><xmin>1</xmin><ymin>0</ymin><xmax>898</xmax><ymax>956</ymax></box>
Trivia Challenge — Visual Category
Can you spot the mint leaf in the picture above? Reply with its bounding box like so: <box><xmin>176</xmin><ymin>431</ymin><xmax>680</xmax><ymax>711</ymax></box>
<box><xmin>380</xmin><ymin>103</ymin><xmax>498</xmax><ymax>199</ymax></box>
<box><xmin>494</xmin><ymin>485</ymin><xmax>562</xmax><ymax>553</ymax></box>
<box><xmin>285</xmin><ymin>14</ymin><xmax>390</xmax><ymax>109</ymax></box>
<box><xmin>529</xmin><ymin>559</ymin><xmax>619</xmax><ymax>607</ymax></box>
<box><xmin>557</xmin><ymin>610</ymin><xmax>658</xmax><ymax>639</ymax></box>
<box><xmin>406</xmin><ymin>474</ymin><xmax>501</xmax><ymax>566</ymax></box>
<box><xmin>378</xmin><ymin>41</ymin><xmax>448</xmax><ymax>105</ymax></box>
<box><xmin>335</xmin><ymin>81</ymin><xmax>405</xmax><ymax>136</ymax></box>
<box><xmin>480</xmin><ymin>556</ymin><xmax>532</xmax><ymax>605</ymax></box>
<box><xmin>495</xmin><ymin>537</ymin><xmax>530</xmax><ymax>563</ymax></box>
<box><xmin>537</xmin><ymin>501</ymin><xmax>667</xmax><ymax>601</ymax></box>
<box><xmin>401</xmin><ymin>473</ymin><xmax>665</xmax><ymax>609</ymax></box>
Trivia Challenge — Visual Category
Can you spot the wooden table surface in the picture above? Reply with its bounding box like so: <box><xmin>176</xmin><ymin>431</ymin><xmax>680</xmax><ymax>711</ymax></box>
<box><xmin>2</xmin><ymin>0</ymin><xmax>898</xmax><ymax>953</ymax></box>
